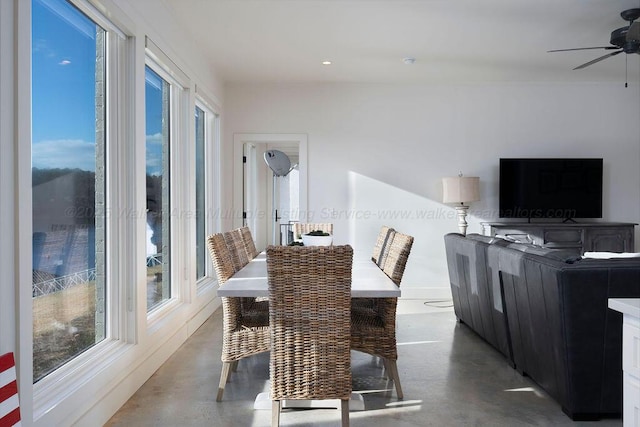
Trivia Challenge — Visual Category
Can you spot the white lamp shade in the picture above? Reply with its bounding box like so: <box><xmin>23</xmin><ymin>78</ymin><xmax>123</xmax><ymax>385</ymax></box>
<box><xmin>442</xmin><ymin>176</ymin><xmax>480</xmax><ymax>204</ymax></box>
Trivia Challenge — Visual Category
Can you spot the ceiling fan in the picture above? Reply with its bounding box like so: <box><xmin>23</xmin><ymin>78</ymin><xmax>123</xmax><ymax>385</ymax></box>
<box><xmin>548</xmin><ymin>8</ymin><xmax>640</xmax><ymax>70</ymax></box>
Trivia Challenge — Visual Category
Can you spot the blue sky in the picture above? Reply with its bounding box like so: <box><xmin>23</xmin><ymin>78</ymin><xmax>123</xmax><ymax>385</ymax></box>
<box><xmin>32</xmin><ymin>0</ymin><xmax>163</xmax><ymax>174</ymax></box>
<box><xmin>145</xmin><ymin>67</ymin><xmax>164</xmax><ymax>177</ymax></box>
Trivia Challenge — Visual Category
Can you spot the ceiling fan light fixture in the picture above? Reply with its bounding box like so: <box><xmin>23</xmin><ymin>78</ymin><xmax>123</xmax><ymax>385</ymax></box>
<box><xmin>620</xmin><ymin>8</ymin><xmax>640</xmax><ymax>23</ymax></box>
<box><xmin>623</xmin><ymin>41</ymin><xmax>640</xmax><ymax>53</ymax></box>
<box><xmin>549</xmin><ymin>7</ymin><xmax>640</xmax><ymax>70</ymax></box>
<box><xmin>610</xmin><ymin>26</ymin><xmax>630</xmax><ymax>47</ymax></box>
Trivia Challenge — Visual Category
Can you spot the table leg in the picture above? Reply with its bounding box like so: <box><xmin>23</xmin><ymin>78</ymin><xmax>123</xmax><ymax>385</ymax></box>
<box><xmin>253</xmin><ymin>391</ymin><xmax>365</xmax><ymax>411</ymax></box>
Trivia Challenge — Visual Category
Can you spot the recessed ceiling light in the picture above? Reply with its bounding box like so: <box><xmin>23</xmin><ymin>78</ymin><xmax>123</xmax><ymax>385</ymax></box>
<box><xmin>402</xmin><ymin>57</ymin><xmax>416</xmax><ymax>65</ymax></box>
<box><xmin>322</xmin><ymin>61</ymin><xmax>332</xmax><ymax>65</ymax></box>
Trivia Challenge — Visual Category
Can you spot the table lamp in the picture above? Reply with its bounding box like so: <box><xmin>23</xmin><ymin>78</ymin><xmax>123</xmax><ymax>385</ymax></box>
<box><xmin>442</xmin><ymin>174</ymin><xmax>480</xmax><ymax>235</ymax></box>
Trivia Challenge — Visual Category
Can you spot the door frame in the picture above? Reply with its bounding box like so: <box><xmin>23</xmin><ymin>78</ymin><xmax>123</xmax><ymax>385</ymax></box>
<box><xmin>232</xmin><ymin>133</ymin><xmax>308</xmax><ymax>244</ymax></box>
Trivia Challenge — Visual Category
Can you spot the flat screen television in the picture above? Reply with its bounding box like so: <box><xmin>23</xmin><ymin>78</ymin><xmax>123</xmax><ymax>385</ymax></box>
<box><xmin>499</xmin><ymin>158</ymin><xmax>603</xmax><ymax>220</ymax></box>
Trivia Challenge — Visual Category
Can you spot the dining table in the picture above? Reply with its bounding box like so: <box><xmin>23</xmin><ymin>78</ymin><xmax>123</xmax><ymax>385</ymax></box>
<box><xmin>217</xmin><ymin>252</ymin><xmax>401</xmax><ymax>298</ymax></box>
<box><xmin>216</xmin><ymin>250</ymin><xmax>401</xmax><ymax>410</ymax></box>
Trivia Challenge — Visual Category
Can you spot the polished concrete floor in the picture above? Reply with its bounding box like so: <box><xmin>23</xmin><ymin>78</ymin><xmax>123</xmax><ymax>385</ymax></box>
<box><xmin>106</xmin><ymin>300</ymin><xmax>623</xmax><ymax>426</ymax></box>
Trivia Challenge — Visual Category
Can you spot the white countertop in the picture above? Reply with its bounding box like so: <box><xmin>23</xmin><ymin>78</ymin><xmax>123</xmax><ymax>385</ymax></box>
<box><xmin>608</xmin><ymin>298</ymin><xmax>640</xmax><ymax>318</ymax></box>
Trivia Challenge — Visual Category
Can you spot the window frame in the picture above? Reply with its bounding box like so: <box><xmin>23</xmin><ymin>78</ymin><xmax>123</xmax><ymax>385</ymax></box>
<box><xmin>30</xmin><ymin>0</ymin><xmax>136</xmax><ymax>419</ymax></box>
<box><xmin>194</xmin><ymin>93</ymin><xmax>220</xmax><ymax>290</ymax></box>
<box><xmin>144</xmin><ymin>37</ymin><xmax>191</xmax><ymax>323</ymax></box>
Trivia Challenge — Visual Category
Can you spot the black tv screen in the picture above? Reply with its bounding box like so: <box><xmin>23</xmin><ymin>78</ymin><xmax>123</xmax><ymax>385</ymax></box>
<box><xmin>499</xmin><ymin>158</ymin><xmax>603</xmax><ymax>219</ymax></box>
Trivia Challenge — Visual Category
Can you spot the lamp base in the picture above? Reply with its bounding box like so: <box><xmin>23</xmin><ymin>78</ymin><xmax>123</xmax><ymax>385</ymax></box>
<box><xmin>454</xmin><ymin>205</ymin><xmax>470</xmax><ymax>236</ymax></box>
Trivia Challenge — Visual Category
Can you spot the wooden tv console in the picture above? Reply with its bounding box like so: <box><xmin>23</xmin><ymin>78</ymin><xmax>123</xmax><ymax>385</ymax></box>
<box><xmin>481</xmin><ymin>222</ymin><xmax>636</xmax><ymax>254</ymax></box>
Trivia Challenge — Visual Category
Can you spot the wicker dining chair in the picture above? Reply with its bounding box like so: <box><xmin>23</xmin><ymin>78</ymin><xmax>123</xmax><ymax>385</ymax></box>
<box><xmin>223</xmin><ymin>229</ymin><xmax>250</xmax><ymax>271</ymax></box>
<box><xmin>239</xmin><ymin>226</ymin><xmax>259</xmax><ymax>259</ymax></box>
<box><xmin>351</xmin><ymin>231</ymin><xmax>414</xmax><ymax>400</ymax></box>
<box><xmin>353</xmin><ymin>226</ymin><xmax>396</xmax><ymax>313</ymax></box>
<box><xmin>266</xmin><ymin>245</ymin><xmax>353</xmax><ymax>427</ymax></box>
<box><xmin>207</xmin><ymin>233</ymin><xmax>270</xmax><ymax>402</ymax></box>
<box><xmin>382</xmin><ymin>232</ymin><xmax>414</xmax><ymax>286</ymax></box>
<box><xmin>292</xmin><ymin>222</ymin><xmax>334</xmax><ymax>239</ymax></box>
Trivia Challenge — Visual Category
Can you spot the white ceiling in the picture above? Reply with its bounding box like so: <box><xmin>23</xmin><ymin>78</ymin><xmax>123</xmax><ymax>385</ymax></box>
<box><xmin>163</xmin><ymin>0</ymin><xmax>640</xmax><ymax>84</ymax></box>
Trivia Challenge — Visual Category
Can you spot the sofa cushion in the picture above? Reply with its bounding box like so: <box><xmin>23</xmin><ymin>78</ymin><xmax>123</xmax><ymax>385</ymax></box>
<box><xmin>503</xmin><ymin>242</ymin><xmax>582</xmax><ymax>263</ymax></box>
<box><xmin>465</xmin><ymin>233</ymin><xmax>511</xmax><ymax>246</ymax></box>
<box><xmin>583</xmin><ymin>251</ymin><xmax>640</xmax><ymax>259</ymax></box>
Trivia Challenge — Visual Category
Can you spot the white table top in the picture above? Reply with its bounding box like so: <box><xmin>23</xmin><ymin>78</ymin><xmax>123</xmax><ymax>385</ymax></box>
<box><xmin>608</xmin><ymin>298</ymin><xmax>640</xmax><ymax>318</ymax></box>
<box><xmin>217</xmin><ymin>252</ymin><xmax>401</xmax><ymax>298</ymax></box>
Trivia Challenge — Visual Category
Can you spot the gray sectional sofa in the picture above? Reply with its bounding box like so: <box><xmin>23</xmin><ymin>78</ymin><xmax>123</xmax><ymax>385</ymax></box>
<box><xmin>444</xmin><ymin>232</ymin><xmax>640</xmax><ymax>420</ymax></box>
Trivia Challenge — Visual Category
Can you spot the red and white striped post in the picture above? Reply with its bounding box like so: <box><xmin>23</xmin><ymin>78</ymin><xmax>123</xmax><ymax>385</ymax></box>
<box><xmin>0</xmin><ymin>353</ymin><xmax>21</xmax><ymax>427</ymax></box>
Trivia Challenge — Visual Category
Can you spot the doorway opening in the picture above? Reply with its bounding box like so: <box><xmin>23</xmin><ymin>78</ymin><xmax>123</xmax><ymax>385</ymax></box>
<box><xmin>233</xmin><ymin>134</ymin><xmax>307</xmax><ymax>250</ymax></box>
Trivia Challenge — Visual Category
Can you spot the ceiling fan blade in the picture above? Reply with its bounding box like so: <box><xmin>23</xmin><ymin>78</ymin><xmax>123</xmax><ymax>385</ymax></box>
<box><xmin>573</xmin><ymin>50</ymin><xmax>623</xmax><ymax>70</ymax></box>
<box><xmin>548</xmin><ymin>46</ymin><xmax>618</xmax><ymax>52</ymax></box>
<box><xmin>628</xmin><ymin>21</ymin><xmax>640</xmax><ymax>41</ymax></box>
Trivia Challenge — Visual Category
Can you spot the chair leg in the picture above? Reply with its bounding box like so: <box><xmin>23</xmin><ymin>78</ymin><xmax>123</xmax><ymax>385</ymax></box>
<box><xmin>271</xmin><ymin>400</ymin><xmax>281</xmax><ymax>427</ymax></box>
<box><xmin>216</xmin><ymin>362</ymin><xmax>232</xmax><ymax>402</ymax></box>
<box><xmin>231</xmin><ymin>360</ymin><xmax>239</xmax><ymax>372</ymax></box>
<box><xmin>341</xmin><ymin>399</ymin><xmax>350</xmax><ymax>427</ymax></box>
<box><xmin>385</xmin><ymin>359</ymin><xmax>404</xmax><ymax>399</ymax></box>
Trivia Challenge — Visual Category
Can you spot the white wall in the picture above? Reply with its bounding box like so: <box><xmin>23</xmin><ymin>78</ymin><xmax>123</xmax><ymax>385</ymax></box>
<box><xmin>224</xmin><ymin>82</ymin><xmax>640</xmax><ymax>298</ymax></box>
<box><xmin>108</xmin><ymin>0</ymin><xmax>225</xmax><ymax>100</ymax></box>
<box><xmin>4</xmin><ymin>0</ymin><xmax>638</xmax><ymax>422</ymax></box>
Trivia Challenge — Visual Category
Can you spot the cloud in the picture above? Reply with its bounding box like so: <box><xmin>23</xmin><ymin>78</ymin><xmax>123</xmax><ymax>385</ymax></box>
<box><xmin>32</xmin><ymin>139</ymin><xmax>96</xmax><ymax>171</ymax></box>
<box><xmin>32</xmin><ymin>136</ymin><xmax>167</xmax><ymax>175</ymax></box>
<box><xmin>146</xmin><ymin>155</ymin><xmax>163</xmax><ymax>176</ymax></box>
<box><xmin>146</xmin><ymin>132</ymin><xmax>163</xmax><ymax>145</ymax></box>
<box><xmin>145</xmin><ymin>133</ymin><xmax>164</xmax><ymax>176</ymax></box>
<box><xmin>33</xmin><ymin>38</ymin><xmax>56</xmax><ymax>59</ymax></box>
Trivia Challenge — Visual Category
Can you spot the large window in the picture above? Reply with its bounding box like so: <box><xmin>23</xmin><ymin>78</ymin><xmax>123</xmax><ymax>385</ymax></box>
<box><xmin>31</xmin><ymin>0</ymin><xmax>106</xmax><ymax>381</ymax></box>
<box><xmin>195</xmin><ymin>106</ymin><xmax>206</xmax><ymax>280</ymax></box>
<box><xmin>145</xmin><ymin>66</ymin><xmax>171</xmax><ymax>311</ymax></box>
<box><xmin>195</xmin><ymin>102</ymin><xmax>219</xmax><ymax>282</ymax></box>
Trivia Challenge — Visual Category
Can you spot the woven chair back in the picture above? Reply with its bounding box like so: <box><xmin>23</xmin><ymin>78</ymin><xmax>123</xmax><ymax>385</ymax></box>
<box><xmin>223</xmin><ymin>229</ymin><xmax>249</xmax><ymax>271</ymax></box>
<box><xmin>382</xmin><ymin>232</ymin><xmax>414</xmax><ymax>286</ymax></box>
<box><xmin>371</xmin><ymin>226</ymin><xmax>395</xmax><ymax>267</ymax></box>
<box><xmin>266</xmin><ymin>245</ymin><xmax>353</xmax><ymax>401</ymax></box>
<box><xmin>239</xmin><ymin>226</ymin><xmax>259</xmax><ymax>258</ymax></box>
<box><xmin>207</xmin><ymin>233</ymin><xmax>236</xmax><ymax>283</ymax></box>
<box><xmin>292</xmin><ymin>223</ymin><xmax>333</xmax><ymax>239</ymax></box>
